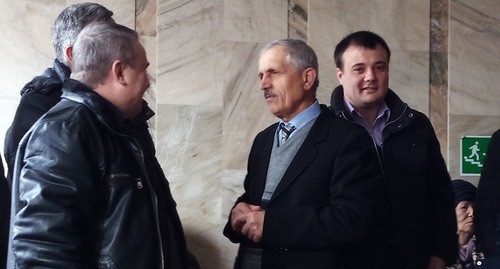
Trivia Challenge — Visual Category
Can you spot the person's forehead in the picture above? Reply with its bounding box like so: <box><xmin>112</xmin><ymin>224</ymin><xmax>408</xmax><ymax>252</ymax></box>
<box><xmin>344</xmin><ymin>44</ymin><xmax>387</xmax><ymax>57</ymax></box>
<box><xmin>342</xmin><ymin>45</ymin><xmax>388</xmax><ymax>65</ymax></box>
<box><xmin>259</xmin><ymin>46</ymin><xmax>289</xmax><ymax>66</ymax></box>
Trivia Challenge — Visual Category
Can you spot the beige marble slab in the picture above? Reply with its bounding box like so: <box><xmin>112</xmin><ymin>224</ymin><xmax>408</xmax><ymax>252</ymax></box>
<box><xmin>327</xmin><ymin>0</ymin><xmax>430</xmax><ymax>51</ymax></box>
<box><xmin>390</xmin><ymin>51</ymin><xmax>430</xmax><ymax>115</ymax></box>
<box><xmin>223</xmin><ymin>0</ymin><xmax>288</xmax><ymax>42</ymax></box>
<box><xmin>449</xmin><ymin>0</ymin><xmax>500</xmax><ymax>116</ymax></box>
<box><xmin>309</xmin><ymin>1</ymin><xmax>335</xmax><ymax>105</ymax></box>
<box><xmin>157</xmin><ymin>0</ymin><xmax>224</xmax><ymax>106</ymax></box>
<box><xmin>155</xmin><ymin>103</ymin><xmax>222</xmax><ymax>267</ymax></box>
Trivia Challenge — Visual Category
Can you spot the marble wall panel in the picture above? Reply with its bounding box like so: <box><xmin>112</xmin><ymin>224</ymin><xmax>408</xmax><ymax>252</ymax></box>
<box><xmin>327</xmin><ymin>0</ymin><xmax>429</xmax><ymax>52</ymax></box>
<box><xmin>0</xmin><ymin>1</ymin><xmax>55</xmax><ymax>98</ymax></box>
<box><xmin>2</xmin><ymin>0</ymin><xmax>499</xmax><ymax>268</ymax></box>
<box><xmin>157</xmin><ymin>0</ymin><xmax>224</xmax><ymax>106</ymax></box>
<box><xmin>430</xmin><ymin>0</ymin><xmax>449</xmax><ymax>157</ymax></box>
<box><xmin>155</xmin><ymin>104</ymin><xmax>222</xmax><ymax>268</ymax></box>
<box><xmin>289</xmin><ymin>0</ymin><xmax>308</xmax><ymax>41</ymax></box>
<box><xmin>390</xmin><ymin>51</ymin><xmax>430</xmax><ymax>115</ymax></box>
<box><xmin>136</xmin><ymin>0</ymin><xmax>157</xmax><ymax>37</ymax></box>
<box><xmin>308</xmin><ymin>1</ymin><xmax>336</xmax><ymax>105</ymax></box>
<box><xmin>223</xmin><ymin>0</ymin><xmax>288</xmax><ymax>42</ymax></box>
<box><xmin>449</xmin><ymin>0</ymin><xmax>500</xmax><ymax>116</ymax></box>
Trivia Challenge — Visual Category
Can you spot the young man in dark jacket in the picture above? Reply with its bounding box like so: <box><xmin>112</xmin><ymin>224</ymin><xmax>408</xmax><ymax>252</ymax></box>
<box><xmin>7</xmin><ymin>22</ymin><xmax>199</xmax><ymax>269</ymax></box>
<box><xmin>330</xmin><ymin>30</ymin><xmax>457</xmax><ymax>269</ymax></box>
<box><xmin>3</xmin><ymin>2</ymin><xmax>114</xmax><ymax>186</ymax></box>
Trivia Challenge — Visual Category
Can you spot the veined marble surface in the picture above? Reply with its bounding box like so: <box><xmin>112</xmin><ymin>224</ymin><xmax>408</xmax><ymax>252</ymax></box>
<box><xmin>0</xmin><ymin>0</ymin><xmax>499</xmax><ymax>268</ymax></box>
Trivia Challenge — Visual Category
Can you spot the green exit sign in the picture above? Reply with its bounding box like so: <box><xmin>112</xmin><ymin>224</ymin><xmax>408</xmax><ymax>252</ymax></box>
<box><xmin>460</xmin><ymin>136</ymin><xmax>491</xmax><ymax>176</ymax></box>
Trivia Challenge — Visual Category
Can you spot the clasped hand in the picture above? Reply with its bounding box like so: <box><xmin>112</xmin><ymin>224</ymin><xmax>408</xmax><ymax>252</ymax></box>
<box><xmin>230</xmin><ymin>202</ymin><xmax>265</xmax><ymax>243</ymax></box>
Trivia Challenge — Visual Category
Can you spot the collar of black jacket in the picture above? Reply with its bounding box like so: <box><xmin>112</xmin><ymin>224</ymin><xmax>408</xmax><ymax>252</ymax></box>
<box><xmin>329</xmin><ymin>85</ymin><xmax>409</xmax><ymax>123</ymax></box>
<box><xmin>61</xmin><ymin>79</ymin><xmax>154</xmax><ymax>132</ymax></box>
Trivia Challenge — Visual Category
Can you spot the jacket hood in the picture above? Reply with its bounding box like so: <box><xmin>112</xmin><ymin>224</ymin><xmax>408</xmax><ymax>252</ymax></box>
<box><xmin>20</xmin><ymin>59</ymin><xmax>70</xmax><ymax>96</ymax></box>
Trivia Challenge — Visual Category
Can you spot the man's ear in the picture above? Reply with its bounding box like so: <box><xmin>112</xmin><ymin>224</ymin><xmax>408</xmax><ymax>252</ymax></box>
<box><xmin>302</xmin><ymin>67</ymin><xmax>317</xmax><ymax>91</ymax></box>
<box><xmin>111</xmin><ymin>60</ymin><xmax>127</xmax><ymax>85</ymax></box>
<box><xmin>65</xmin><ymin>46</ymin><xmax>73</xmax><ymax>66</ymax></box>
<box><xmin>336</xmin><ymin>67</ymin><xmax>344</xmax><ymax>84</ymax></box>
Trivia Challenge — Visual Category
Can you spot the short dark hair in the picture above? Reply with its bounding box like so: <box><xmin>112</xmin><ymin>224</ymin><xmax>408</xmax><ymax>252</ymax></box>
<box><xmin>334</xmin><ymin>31</ymin><xmax>391</xmax><ymax>70</ymax></box>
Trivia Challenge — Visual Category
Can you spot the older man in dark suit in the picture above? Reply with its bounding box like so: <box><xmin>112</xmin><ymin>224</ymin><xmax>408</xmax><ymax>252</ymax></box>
<box><xmin>223</xmin><ymin>39</ymin><xmax>380</xmax><ymax>269</ymax></box>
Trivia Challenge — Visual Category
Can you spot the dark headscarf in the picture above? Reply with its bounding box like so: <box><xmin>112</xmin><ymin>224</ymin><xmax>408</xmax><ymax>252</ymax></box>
<box><xmin>452</xmin><ymin>179</ymin><xmax>477</xmax><ymax>207</ymax></box>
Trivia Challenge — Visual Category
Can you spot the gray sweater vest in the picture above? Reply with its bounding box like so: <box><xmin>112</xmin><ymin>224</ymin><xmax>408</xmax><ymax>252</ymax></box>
<box><xmin>261</xmin><ymin>118</ymin><xmax>316</xmax><ymax>206</ymax></box>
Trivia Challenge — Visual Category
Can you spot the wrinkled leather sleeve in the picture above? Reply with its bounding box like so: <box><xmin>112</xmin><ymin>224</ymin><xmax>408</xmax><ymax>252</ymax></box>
<box><xmin>10</xmin><ymin>110</ymin><xmax>101</xmax><ymax>268</ymax></box>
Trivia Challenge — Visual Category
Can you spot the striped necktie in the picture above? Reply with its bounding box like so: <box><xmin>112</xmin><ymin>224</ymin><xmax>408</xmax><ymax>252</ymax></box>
<box><xmin>279</xmin><ymin>123</ymin><xmax>296</xmax><ymax>144</ymax></box>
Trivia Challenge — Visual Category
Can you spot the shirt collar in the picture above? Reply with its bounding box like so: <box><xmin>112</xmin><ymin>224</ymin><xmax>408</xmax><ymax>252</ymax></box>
<box><xmin>344</xmin><ymin>99</ymin><xmax>390</xmax><ymax>126</ymax></box>
<box><xmin>280</xmin><ymin>100</ymin><xmax>321</xmax><ymax>130</ymax></box>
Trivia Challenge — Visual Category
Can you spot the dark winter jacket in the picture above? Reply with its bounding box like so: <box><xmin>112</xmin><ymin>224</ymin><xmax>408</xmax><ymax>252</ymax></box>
<box><xmin>4</xmin><ymin>59</ymin><xmax>70</xmax><ymax>186</ymax></box>
<box><xmin>2</xmin><ymin>59</ymin><xmax>69</xmax><ymax>269</ymax></box>
<box><xmin>476</xmin><ymin>129</ymin><xmax>500</xmax><ymax>268</ymax></box>
<box><xmin>330</xmin><ymin>86</ymin><xmax>458</xmax><ymax>269</ymax></box>
<box><xmin>7</xmin><ymin>79</ymin><xmax>198</xmax><ymax>269</ymax></box>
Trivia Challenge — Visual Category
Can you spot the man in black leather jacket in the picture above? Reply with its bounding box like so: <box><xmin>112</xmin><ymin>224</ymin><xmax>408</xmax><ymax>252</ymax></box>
<box><xmin>7</xmin><ymin>22</ymin><xmax>199</xmax><ymax>269</ymax></box>
<box><xmin>2</xmin><ymin>5</ymin><xmax>114</xmax><ymax>268</ymax></box>
<box><xmin>3</xmin><ymin>2</ymin><xmax>114</xmax><ymax>186</ymax></box>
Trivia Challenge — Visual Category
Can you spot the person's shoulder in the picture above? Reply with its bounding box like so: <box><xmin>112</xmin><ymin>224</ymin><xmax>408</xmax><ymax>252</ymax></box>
<box><xmin>37</xmin><ymin>99</ymin><xmax>94</xmax><ymax>128</ymax></box>
<box><xmin>396</xmin><ymin>105</ymin><xmax>433</xmax><ymax>128</ymax></box>
<box><xmin>20</xmin><ymin>64</ymin><xmax>63</xmax><ymax>96</ymax></box>
<box><xmin>492</xmin><ymin>129</ymin><xmax>500</xmax><ymax>140</ymax></box>
<box><xmin>328</xmin><ymin>111</ymin><xmax>363</xmax><ymax>131</ymax></box>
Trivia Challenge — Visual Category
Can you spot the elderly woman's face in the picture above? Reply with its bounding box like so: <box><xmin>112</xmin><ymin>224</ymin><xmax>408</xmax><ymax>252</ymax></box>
<box><xmin>456</xmin><ymin>200</ymin><xmax>475</xmax><ymax>234</ymax></box>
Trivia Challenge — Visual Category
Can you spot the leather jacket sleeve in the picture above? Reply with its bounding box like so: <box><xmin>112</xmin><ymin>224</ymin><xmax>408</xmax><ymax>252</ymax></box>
<box><xmin>10</xmin><ymin>112</ymin><xmax>102</xmax><ymax>268</ymax></box>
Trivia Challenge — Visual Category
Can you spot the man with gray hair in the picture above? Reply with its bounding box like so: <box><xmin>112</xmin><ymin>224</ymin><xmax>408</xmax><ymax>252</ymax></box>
<box><xmin>223</xmin><ymin>39</ymin><xmax>379</xmax><ymax>268</ymax></box>
<box><xmin>8</xmin><ymin>22</ymin><xmax>199</xmax><ymax>268</ymax></box>
<box><xmin>4</xmin><ymin>2</ymin><xmax>114</xmax><ymax>186</ymax></box>
<box><xmin>2</xmin><ymin>3</ymin><xmax>113</xmax><ymax>268</ymax></box>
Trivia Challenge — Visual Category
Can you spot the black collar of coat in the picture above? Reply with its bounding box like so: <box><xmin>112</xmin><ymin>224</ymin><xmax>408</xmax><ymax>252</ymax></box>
<box><xmin>61</xmin><ymin>79</ymin><xmax>155</xmax><ymax>133</ymax></box>
<box><xmin>330</xmin><ymin>85</ymin><xmax>410</xmax><ymax>123</ymax></box>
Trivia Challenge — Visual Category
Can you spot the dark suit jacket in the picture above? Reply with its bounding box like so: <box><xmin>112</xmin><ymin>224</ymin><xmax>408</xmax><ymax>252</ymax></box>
<box><xmin>224</xmin><ymin>105</ymin><xmax>380</xmax><ymax>269</ymax></box>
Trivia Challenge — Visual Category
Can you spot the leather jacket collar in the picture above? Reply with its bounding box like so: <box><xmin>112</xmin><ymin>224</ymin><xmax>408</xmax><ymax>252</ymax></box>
<box><xmin>61</xmin><ymin>79</ymin><xmax>154</xmax><ymax>133</ymax></box>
